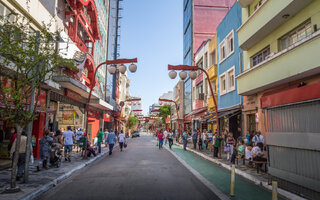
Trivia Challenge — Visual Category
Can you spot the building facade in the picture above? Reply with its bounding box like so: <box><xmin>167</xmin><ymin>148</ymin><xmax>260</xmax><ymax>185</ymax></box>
<box><xmin>217</xmin><ymin>2</ymin><xmax>243</xmax><ymax>139</ymax></box>
<box><xmin>182</xmin><ymin>0</ymin><xmax>236</xmax><ymax>130</ymax></box>
<box><xmin>171</xmin><ymin>80</ymin><xmax>184</xmax><ymax>132</ymax></box>
<box><xmin>237</xmin><ymin>0</ymin><xmax>320</xmax><ymax>198</ymax></box>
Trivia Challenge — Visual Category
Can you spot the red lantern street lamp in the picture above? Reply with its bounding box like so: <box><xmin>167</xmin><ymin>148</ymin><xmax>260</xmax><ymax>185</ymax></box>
<box><xmin>167</xmin><ymin>64</ymin><xmax>219</xmax><ymax>136</ymax></box>
<box><xmin>84</xmin><ymin>58</ymin><xmax>137</xmax><ymax>159</ymax></box>
<box><xmin>159</xmin><ymin>98</ymin><xmax>181</xmax><ymax>133</ymax></box>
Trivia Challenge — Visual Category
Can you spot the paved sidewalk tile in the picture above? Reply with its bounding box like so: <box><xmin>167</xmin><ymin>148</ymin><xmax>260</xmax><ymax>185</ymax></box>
<box><xmin>0</xmin><ymin>145</ymin><xmax>111</xmax><ymax>200</ymax></box>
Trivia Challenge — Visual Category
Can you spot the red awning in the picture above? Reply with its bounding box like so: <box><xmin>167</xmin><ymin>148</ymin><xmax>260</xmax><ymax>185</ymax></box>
<box><xmin>261</xmin><ymin>81</ymin><xmax>320</xmax><ymax>108</ymax></box>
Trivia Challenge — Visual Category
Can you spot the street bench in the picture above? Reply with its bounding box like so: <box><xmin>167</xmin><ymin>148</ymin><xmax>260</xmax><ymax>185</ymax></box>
<box><xmin>252</xmin><ymin>160</ymin><xmax>268</xmax><ymax>173</ymax></box>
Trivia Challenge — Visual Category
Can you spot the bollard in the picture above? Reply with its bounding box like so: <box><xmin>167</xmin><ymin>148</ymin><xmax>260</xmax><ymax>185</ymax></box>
<box><xmin>272</xmin><ymin>181</ymin><xmax>278</xmax><ymax>200</ymax></box>
<box><xmin>230</xmin><ymin>164</ymin><xmax>235</xmax><ymax>196</ymax></box>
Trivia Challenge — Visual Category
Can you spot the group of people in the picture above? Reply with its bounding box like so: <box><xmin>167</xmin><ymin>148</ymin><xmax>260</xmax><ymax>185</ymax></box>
<box><xmin>155</xmin><ymin>129</ymin><xmax>175</xmax><ymax>149</ymax></box>
<box><xmin>7</xmin><ymin>125</ymin><xmax>128</xmax><ymax>180</ymax></box>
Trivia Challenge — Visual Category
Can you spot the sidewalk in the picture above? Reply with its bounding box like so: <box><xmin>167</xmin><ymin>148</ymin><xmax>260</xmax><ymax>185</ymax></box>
<box><xmin>174</xmin><ymin>141</ymin><xmax>305</xmax><ymax>200</ymax></box>
<box><xmin>0</xmin><ymin>143</ymin><xmax>116</xmax><ymax>200</ymax></box>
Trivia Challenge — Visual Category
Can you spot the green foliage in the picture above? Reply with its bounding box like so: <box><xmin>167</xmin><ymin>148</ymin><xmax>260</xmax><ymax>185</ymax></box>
<box><xmin>127</xmin><ymin>116</ymin><xmax>138</xmax><ymax>129</ymax></box>
<box><xmin>158</xmin><ymin>105</ymin><xmax>171</xmax><ymax>124</ymax></box>
<box><xmin>0</xmin><ymin>13</ymin><xmax>75</xmax><ymax>126</ymax></box>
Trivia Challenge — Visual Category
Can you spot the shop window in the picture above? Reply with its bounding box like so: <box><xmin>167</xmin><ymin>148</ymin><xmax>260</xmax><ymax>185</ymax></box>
<box><xmin>280</xmin><ymin>20</ymin><xmax>312</xmax><ymax>50</ymax></box>
<box><xmin>247</xmin><ymin>114</ymin><xmax>256</xmax><ymax>132</ymax></box>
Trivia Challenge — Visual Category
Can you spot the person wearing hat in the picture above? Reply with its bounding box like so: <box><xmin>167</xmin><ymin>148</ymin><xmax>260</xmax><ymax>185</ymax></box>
<box><xmin>252</xmin><ymin>130</ymin><xmax>264</xmax><ymax>145</ymax></box>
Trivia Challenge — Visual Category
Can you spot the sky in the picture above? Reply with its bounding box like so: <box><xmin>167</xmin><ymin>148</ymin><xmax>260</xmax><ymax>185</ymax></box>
<box><xmin>120</xmin><ymin>0</ymin><xmax>183</xmax><ymax>115</ymax></box>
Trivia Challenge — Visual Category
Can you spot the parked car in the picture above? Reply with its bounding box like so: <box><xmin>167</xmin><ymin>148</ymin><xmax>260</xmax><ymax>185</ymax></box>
<box><xmin>132</xmin><ymin>131</ymin><xmax>140</xmax><ymax>138</ymax></box>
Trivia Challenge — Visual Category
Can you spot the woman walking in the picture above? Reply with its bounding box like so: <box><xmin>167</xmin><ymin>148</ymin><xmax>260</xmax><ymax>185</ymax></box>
<box><xmin>226</xmin><ymin>133</ymin><xmax>235</xmax><ymax>161</ymax></box>
<box><xmin>37</xmin><ymin>130</ymin><xmax>53</xmax><ymax>171</ymax></box>
<box><xmin>118</xmin><ymin>130</ymin><xmax>126</xmax><ymax>152</ymax></box>
<box><xmin>157</xmin><ymin>130</ymin><xmax>164</xmax><ymax>149</ymax></box>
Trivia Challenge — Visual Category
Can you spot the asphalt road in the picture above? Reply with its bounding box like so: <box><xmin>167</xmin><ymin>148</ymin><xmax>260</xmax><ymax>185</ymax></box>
<box><xmin>37</xmin><ymin>135</ymin><xmax>220</xmax><ymax>200</ymax></box>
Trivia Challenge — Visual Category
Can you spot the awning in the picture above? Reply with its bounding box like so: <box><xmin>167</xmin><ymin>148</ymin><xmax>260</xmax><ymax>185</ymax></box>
<box><xmin>185</xmin><ymin>107</ymin><xmax>207</xmax><ymax>118</ymax></box>
<box><xmin>218</xmin><ymin>108</ymin><xmax>241</xmax><ymax>119</ymax></box>
<box><xmin>89</xmin><ymin>99</ymin><xmax>113</xmax><ymax>111</ymax></box>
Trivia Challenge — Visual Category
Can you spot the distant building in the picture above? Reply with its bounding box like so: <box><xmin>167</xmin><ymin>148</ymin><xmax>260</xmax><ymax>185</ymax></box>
<box><xmin>182</xmin><ymin>0</ymin><xmax>236</xmax><ymax>130</ymax></box>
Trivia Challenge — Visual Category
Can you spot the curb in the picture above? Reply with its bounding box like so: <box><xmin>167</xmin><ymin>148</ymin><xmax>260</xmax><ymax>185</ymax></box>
<box><xmin>175</xmin><ymin>143</ymin><xmax>306</xmax><ymax>200</ymax></box>
<box><xmin>19</xmin><ymin>144</ymin><xmax>118</xmax><ymax>200</ymax></box>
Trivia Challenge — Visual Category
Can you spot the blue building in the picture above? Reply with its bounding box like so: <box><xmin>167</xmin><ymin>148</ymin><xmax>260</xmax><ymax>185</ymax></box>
<box><xmin>217</xmin><ymin>2</ymin><xmax>243</xmax><ymax>138</ymax></box>
<box><xmin>183</xmin><ymin>0</ymin><xmax>193</xmax><ymax>131</ymax></box>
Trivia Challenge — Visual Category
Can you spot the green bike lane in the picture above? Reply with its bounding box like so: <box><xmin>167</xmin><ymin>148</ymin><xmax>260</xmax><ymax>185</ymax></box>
<box><xmin>168</xmin><ymin>144</ymin><xmax>285</xmax><ymax>200</ymax></box>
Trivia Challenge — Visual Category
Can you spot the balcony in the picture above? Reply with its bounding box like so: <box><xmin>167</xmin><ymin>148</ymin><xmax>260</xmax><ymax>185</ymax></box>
<box><xmin>237</xmin><ymin>0</ymin><xmax>313</xmax><ymax>50</ymax></box>
<box><xmin>195</xmin><ymin>99</ymin><xmax>204</xmax><ymax>110</ymax></box>
<box><xmin>195</xmin><ymin>73</ymin><xmax>203</xmax><ymax>85</ymax></box>
<box><xmin>208</xmin><ymin>95</ymin><xmax>218</xmax><ymax>111</ymax></box>
<box><xmin>208</xmin><ymin>65</ymin><xmax>217</xmax><ymax>79</ymax></box>
<box><xmin>237</xmin><ymin>0</ymin><xmax>254</xmax><ymax>8</ymax></box>
<box><xmin>237</xmin><ymin>31</ymin><xmax>320</xmax><ymax>96</ymax></box>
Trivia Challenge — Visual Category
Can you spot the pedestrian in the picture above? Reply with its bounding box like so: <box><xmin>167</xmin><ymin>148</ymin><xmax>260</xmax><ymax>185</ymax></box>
<box><xmin>37</xmin><ymin>130</ymin><xmax>53</xmax><ymax>171</ymax></box>
<box><xmin>192</xmin><ymin>129</ymin><xmax>198</xmax><ymax>149</ymax></box>
<box><xmin>163</xmin><ymin>129</ymin><xmax>168</xmax><ymax>145</ymax></box>
<box><xmin>62</xmin><ymin>126</ymin><xmax>75</xmax><ymax>162</ymax></box>
<box><xmin>106</xmin><ymin>129</ymin><xmax>117</xmax><ymax>155</ymax></box>
<box><xmin>245</xmin><ymin>142</ymin><xmax>253</xmax><ymax>164</ymax></box>
<box><xmin>213</xmin><ymin>133</ymin><xmax>222</xmax><ymax>158</ymax></box>
<box><xmin>8</xmin><ymin>127</ymin><xmax>17</xmax><ymax>151</ymax></box>
<box><xmin>168</xmin><ymin>129</ymin><xmax>173</xmax><ymax>149</ymax></box>
<box><xmin>157</xmin><ymin>130</ymin><xmax>164</xmax><ymax>149</ymax></box>
<box><xmin>104</xmin><ymin>129</ymin><xmax>109</xmax><ymax>144</ymax></box>
<box><xmin>202</xmin><ymin>129</ymin><xmax>208</xmax><ymax>150</ymax></box>
<box><xmin>118</xmin><ymin>130</ymin><xmax>125</xmax><ymax>152</ymax></box>
<box><xmin>182</xmin><ymin>130</ymin><xmax>188</xmax><ymax>150</ymax></box>
<box><xmin>245</xmin><ymin>131</ymin><xmax>250</xmax><ymax>144</ymax></box>
<box><xmin>226</xmin><ymin>133</ymin><xmax>235</xmax><ymax>161</ymax></box>
<box><xmin>207</xmin><ymin>131</ymin><xmax>213</xmax><ymax>152</ymax></box>
<box><xmin>252</xmin><ymin>130</ymin><xmax>264</xmax><ymax>145</ymax></box>
<box><xmin>198</xmin><ymin>133</ymin><xmax>203</xmax><ymax>150</ymax></box>
<box><xmin>75</xmin><ymin>128</ymin><xmax>84</xmax><ymax>152</ymax></box>
<box><xmin>10</xmin><ymin>130</ymin><xmax>32</xmax><ymax>181</ymax></box>
<box><xmin>97</xmin><ymin>128</ymin><xmax>104</xmax><ymax>154</ymax></box>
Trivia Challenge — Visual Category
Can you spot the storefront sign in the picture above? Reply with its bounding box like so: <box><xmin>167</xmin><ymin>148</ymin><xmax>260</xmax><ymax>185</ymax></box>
<box><xmin>65</xmin><ymin>89</ymin><xmax>82</xmax><ymax>102</ymax></box>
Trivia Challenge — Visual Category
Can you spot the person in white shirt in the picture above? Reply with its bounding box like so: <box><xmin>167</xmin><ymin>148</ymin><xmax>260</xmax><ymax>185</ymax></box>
<box><xmin>75</xmin><ymin>128</ymin><xmax>84</xmax><ymax>152</ymax></box>
<box><xmin>245</xmin><ymin>144</ymin><xmax>253</xmax><ymax>160</ymax></box>
<box><xmin>167</xmin><ymin>129</ymin><xmax>174</xmax><ymax>149</ymax></box>
<box><xmin>104</xmin><ymin>129</ymin><xmax>109</xmax><ymax>145</ymax></box>
<box><xmin>163</xmin><ymin>130</ymin><xmax>168</xmax><ymax>145</ymax></box>
<box><xmin>118</xmin><ymin>130</ymin><xmax>126</xmax><ymax>151</ymax></box>
<box><xmin>62</xmin><ymin>126</ymin><xmax>75</xmax><ymax>162</ymax></box>
<box><xmin>252</xmin><ymin>130</ymin><xmax>264</xmax><ymax>145</ymax></box>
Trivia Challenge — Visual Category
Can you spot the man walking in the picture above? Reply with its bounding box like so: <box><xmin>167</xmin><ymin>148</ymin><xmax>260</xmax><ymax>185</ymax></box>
<box><xmin>97</xmin><ymin>128</ymin><xmax>104</xmax><ymax>154</ymax></box>
<box><xmin>63</xmin><ymin>126</ymin><xmax>75</xmax><ymax>162</ymax></box>
<box><xmin>182</xmin><ymin>130</ymin><xmax>188</xmax><ymax>150</ymax></box>
<box><xmin>75</xmin><ymin>128</ymin><xmax>84</xmax><ymax>152</ymax></box>
<box><xmin>106</xmin><ymin>129</ymin><xmax>117</xmax><ymax>155</ymax></box>
<box><xmin>192</xmin><ymin>129</ymin><xmax>198</xmax><ymax>149</ymax></box>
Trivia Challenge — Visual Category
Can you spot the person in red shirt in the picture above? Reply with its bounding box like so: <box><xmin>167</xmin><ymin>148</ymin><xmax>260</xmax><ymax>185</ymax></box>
<box><xmin>8</xmin><ymin>127</ymin><xmax>17</xmax><ymax>151</ymax></box>
<box><xmin>158</xmin><ymin>130</ymin><xmax>164</xmax><ymax>149</ymax></box>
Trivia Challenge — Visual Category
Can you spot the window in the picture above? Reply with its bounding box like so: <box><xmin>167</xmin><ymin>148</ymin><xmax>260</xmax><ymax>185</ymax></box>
<box><xmin>227</xmin><ymin>67</ymin><xmax>235</xmax><ymax>92</ymax></box>
<box><xmin>204</xmin><ymin>53</ymin><xmax>208</xmax><ymax>69</ymax></box>
<box><xmin>211</xmin><ymin>80</ymin><xmax>217</xmax><ymax>94</ymax></box>
<box><xmin>219</xmin><ymin>30</ymin><xmax>234</xmax><ymax>63</ymax></box>
<box><xmin>280</xmin><ymin>20</ymin><xmax>312</xmax><ymax>50</ymax></box>
<box><xmin>210</xmin><ymin>51</ymin><xmax>216</xmax><ymax>66</ymax></box>
<box><xmin>220</xmin><ymin>74</ymin><xmax>226</xmax><ymax>95</ymax></box>
<box><xmin>251</xmin><ymin>46</ymin><xmax>270</xmax><ymax>67</ymax></box>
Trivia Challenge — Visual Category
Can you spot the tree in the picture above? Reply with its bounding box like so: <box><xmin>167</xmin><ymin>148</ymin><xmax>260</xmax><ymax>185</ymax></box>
<box><xmin>0</xmin><ymin>14</ymin><xmax>74</xmax><ymax>191</ymax></box>
<box><xmin>127</xmin><ymin>116</ymin><xmax>138</xmax><ymax>130</ymax></box>
<box><xmin>158</xmin><ymin>105</ymin><xmax>171</xmax><ymax>125</ymax></box>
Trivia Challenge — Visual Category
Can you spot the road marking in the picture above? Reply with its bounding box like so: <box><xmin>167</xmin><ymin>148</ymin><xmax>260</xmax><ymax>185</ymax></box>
<box><xmin>164</xmin><ymin>145</ymin><xmax>230</xmax><ymax>200</ymax></box>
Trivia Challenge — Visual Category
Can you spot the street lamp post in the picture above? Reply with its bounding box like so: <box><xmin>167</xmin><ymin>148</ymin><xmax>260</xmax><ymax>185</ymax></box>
<box><xmin>167</xmin><ymin>64</ymin><xmax>219</xmax><ymax>136</ymax></box>
<box><xmin>84</xmin><ymin>58</ymin><xmax>138</xmax><ymax>158</ymax></box>
<box><xmin>159</xmin><ymin>98</ymin><xmax>181</xmax><ymax>133</ymax></box>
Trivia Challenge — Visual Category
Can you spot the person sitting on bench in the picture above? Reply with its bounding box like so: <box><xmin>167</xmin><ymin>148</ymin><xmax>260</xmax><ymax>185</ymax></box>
<box><xmin>252</xmin><ymin>142</ymin><xmax>267</xmax><ymax>171</ymax></box>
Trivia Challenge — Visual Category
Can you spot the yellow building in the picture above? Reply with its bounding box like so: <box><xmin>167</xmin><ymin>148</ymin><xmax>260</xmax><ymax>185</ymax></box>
<box><xmin>207</xmin><ymin>36</ymin><xmax>218</xmax><ymax>132</ymax></box>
